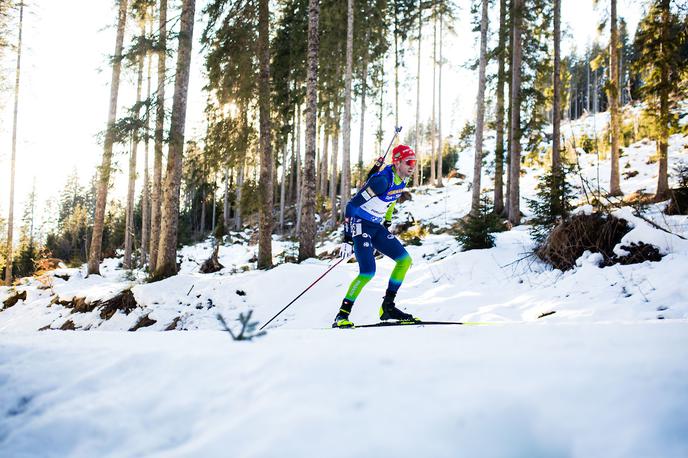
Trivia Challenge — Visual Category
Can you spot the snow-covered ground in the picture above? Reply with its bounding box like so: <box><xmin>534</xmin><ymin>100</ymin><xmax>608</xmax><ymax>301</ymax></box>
<box><xmin>1</xmin><ymin>110</ymin><xmax>688</xmax><ymax>457</ymax></box>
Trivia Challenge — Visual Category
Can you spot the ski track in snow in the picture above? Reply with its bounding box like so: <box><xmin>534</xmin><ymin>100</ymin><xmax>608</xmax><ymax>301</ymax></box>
<box><xmin>1</xmin><ymin>111</ymin><xmax>688</xmax><ymax>457</ymax></box>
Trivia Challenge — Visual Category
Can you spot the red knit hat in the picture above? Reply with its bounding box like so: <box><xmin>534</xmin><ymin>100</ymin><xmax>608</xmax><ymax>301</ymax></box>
<box><xmin>391</xmin><ymin>144</ymin><xmax>416</xmax><ymax>165</ymax></box>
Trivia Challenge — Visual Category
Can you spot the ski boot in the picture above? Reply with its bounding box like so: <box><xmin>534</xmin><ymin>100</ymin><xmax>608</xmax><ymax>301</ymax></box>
<box><xmin>379</xmin><ymin>292</ymin><xmax>419</xmax><ymax>323</ymax></box>
<box><xmin>332</xmin><ymin>300</ymin><xmax>355</xmax><ymax>328</ymax></box>
<box><xmin>332</xmin><ymin>312</ymin><xmax>354</xmax><ymax>328</ymax></box>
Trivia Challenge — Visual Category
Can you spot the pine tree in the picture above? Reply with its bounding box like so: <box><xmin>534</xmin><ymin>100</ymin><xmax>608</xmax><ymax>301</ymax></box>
<box><xmin>88</xmin><ymin>0</ymin><xmax>129</xmax><ymax>276</ymax></box>
<box><xmin>632</xmin><ymin>0</ymin><xmax>688</xmax><ymax>200</ymax></box>
<box><xmin>508</xmin><ymin>0</ymin><xmax>523</xmax><ymax>226</ymax></box>
<box><xmin>149</xmin><ymin>0</ymin><xmax>167</xmax><ymax>272</ymax></box>
<box><xmin>257</xmin><ymin>0</ymin><xmax>273</xmax><ymax>269</ymax></box>
<box><xmin>493</xmin><ymin>0</ymin><xmax>508</xmax><ymax>215</ymax></box>
<box><xmin>471</xmin><ymin>0</ymin><xmax>489</xmax><ymax>216</ymax></box>
<box><xmin>4</xmin><ymin>0</ymin><xmax>24</xmax><ymax>284</ymax></box>
<box><xmin>456</xmin><ymin>196</ymin><xmax>505</xmax><ymax>251</ymax></box>
<box><xmin>154</xmin><ymin>0</ymin><xmax>196</xmax><ymax>279</ymax></box>
<box><xmin>299</xmin><ymin>0</ymin><xmax>320</xmax><ymax>262</ymax></box>
<box><xmin>608</xmin><ymin>0</ymin><xmax>622</xmax><ymax>196</ymax></box>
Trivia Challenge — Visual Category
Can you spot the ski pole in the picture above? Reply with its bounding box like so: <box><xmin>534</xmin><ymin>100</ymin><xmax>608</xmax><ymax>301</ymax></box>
<box><xmin>260</xmin><ymin>257</ymin><xmax>347</xmax><ymax>330</ymax></box>
<box><xmin>366</xmin><ymin>125</ymin><xmax>402</xmax><ymax>179</ymax></box>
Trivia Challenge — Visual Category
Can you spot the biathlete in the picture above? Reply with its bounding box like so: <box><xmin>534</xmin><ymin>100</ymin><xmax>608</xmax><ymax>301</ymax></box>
<box><xmin>333</xmin><ymin>144</ymin><xmax>419</xmax><ymax>328</ymax></box>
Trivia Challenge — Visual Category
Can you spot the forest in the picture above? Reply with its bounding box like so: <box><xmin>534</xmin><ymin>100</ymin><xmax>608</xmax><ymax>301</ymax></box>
<box><xmin>0</xmin><ymin>0</ymin><xmax>687</xmax><ymax>284</ymax></box>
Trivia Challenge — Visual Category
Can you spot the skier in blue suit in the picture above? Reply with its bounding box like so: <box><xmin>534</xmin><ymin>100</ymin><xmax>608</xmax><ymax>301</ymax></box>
<box><xmin>333</xmin><ymin>144</ymin><xmax>419</xmax><ymax>328</ymax></box>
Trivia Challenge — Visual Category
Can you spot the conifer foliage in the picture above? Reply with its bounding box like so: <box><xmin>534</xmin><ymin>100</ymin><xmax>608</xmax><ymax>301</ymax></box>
<box><xmin>455</xmin><ymin>196</ymin><xmax>505</xmax><ymax>251</ymax></box>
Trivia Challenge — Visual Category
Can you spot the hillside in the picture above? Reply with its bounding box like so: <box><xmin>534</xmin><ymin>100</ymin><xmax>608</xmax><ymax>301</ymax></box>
<box><xmin>1</xmin><ymin>110</ymin><xmax>688</xmax><ymax>457</ymax></box>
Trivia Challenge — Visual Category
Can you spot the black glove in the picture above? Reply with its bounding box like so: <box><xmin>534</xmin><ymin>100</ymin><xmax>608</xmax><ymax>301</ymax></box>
<box><xmin>344</xmin><ymin>218</ymin><xmax>354</xmax><ymax>244</ymax></box>
<box><xmin>340</xmin><ymin>218</ymin><xmax>354</xmax><ymax>259</ymax></box>
<box><xmin>383</xmin><ymin>219</ymin><xmax>392</xmax><ymax>229</ymax></box>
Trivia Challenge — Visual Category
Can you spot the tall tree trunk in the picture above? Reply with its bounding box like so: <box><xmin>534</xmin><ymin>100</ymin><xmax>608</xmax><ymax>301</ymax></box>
<box><xmin>430</xmin><ymin>0</ymin><xmax>437</xmax><ymax>185</ymax></box>
<box><xmin>330</xmin><ymin>116</ymin><xmax>340</xmax><ymax>227</ymax></box>
<box><xmin>280</xmin><ymin>142</ymin><xmax>287</xmax><ymax>232</ymax></box>
<box><xmin>341</xmin><ymin>0</ymin><xmax>354</xmax><ymax>214</ymax></box>
<box><xmin>494</xmin><ymin>0</ymin><xmax>507</xmax><ymax>215</ymax></box>
<box><xmin>211</xmin><ymin>172</ymin><xmax>217</xmax><ymax>235</ymax></box>
<box><xmin>393</xmin><ymin>0</ymin><xmax>400</xmax><ymax>127</ymax></box>
<box><xmin>552</xmin><ymin>0</ymin><xmax>562</xmax><ymax>209</ymax></box>
<box><xmin>413</xmin><ymin>0</ymin><xmax>422</xmax><ymax>187</ymax></box>
<box><xmin>124</xmin><ymin>34</ymin><xmax>145</xmax><ymax>270</ymax></box>
<box><xmin>436</xmin><ymin>9</ymin><xmax>444</xmax><ymax>188</ymax></box>
<box><xmin>655</xmin><ymin>0</ymin><xmax>670</xmax><ymax>199</ymax></box>
<box><xmin>299</xmin><ymin>0</ymin><xmax>319</xmax><ymax>262</ymax></box>
<box><xmin>586</xmin><ymin>52</ymin><xmax>591</xmax><ymax>112</ymax></box>
<box><xmin>320</xmin><ymin>127</ymin><xmax>329</xmax><ymax>198</ymax></box>
<box><xmin>142</xmin><ymin>14</ymin><xmax>153</xmax><ymax>267</ymax></box>
<box><xmin>149</xmin><ymin>0</ymin><xmax>167</xmax><ymax>273</ymax></box>
<box><xmin>154</xmin><ymin>0</ymin><xmax>195</xmax><ymax>279</ymax></box>
<box><xmin>471</xmin><ymin>0</ymin><xmax>489</xmax><ymax>215</ymax></box>
<box><xmin>4</xmin><ymin>1</ymin><xmax>24</xmax><ymax>285</ymax></box>
<box><xmin>223</xmin><ymin>166</ymin><xmax>230</xmax><ymax>232</ymax></box>
<box><xmin>296</xmin><ymin>105</ymin><xmax>303</xmax><ymax>233</ymax></box>
<box><xmin>608</xmin><ymin>0</ymin><xmax>622</xmax><ymax>196</ymax></box>
<box><xmin>358</xmin><ymin>31</ymin><xmax>369</xmax><ymax>186</ymax></box>
<box><xmin>88</xmin><ymin>0</ymin><xmax>128</xmax><ymax>276</ymax></box>
<box><xmin>508</xmin><ymin>0</ymin><xmax>523</xmax><ymax>226</ymax></box>
<box><xmin>505</xmin><ymin>0</ymin><xmax>514</xmax><ymax>210</ymax></box>
<box><xmin>257</xmin><ymin>0</ymin><xmax>273</xmax><ymax>269</ymax></box>
<box><xmin>235</xmin><ymin>149</ymin><xmax>245</xmax><ymax>230</ymax></box>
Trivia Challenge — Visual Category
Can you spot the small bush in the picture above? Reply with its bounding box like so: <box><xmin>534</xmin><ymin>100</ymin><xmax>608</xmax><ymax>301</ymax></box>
<box><xmin>527</xmin><ymin>163</ymin><xmax>577</xmax><ymax>243</ymax></box>
<box><xmin>455</xmin><ymin>196</ymin><xmax>506</xmax><ymax>250</ymax></box>
<box><xmin>536</xmin><ymin>213</ymin><xmax>631</xmax><ymax>271</ymax></box>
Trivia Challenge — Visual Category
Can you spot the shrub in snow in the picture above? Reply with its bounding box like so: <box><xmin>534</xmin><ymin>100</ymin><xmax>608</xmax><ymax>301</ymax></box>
<box><xmin>454</xmin><ymin>196</ymin><xmax>506</xmax><ymax>251</ymax></box>
<box><xmin>527</xmin><ymin>163</ymin><xmax>577</xmax><ymax>244</ymax></box>
<box><xmin>536</xmin><ymin>214</ymin><xmax>630</xmax><ymax>270</ymax></box>
<box><xmin>536</xmin><ymin>213</ymin><xmax>663</xmax><ymax>271</ymax></box>
<box><xmin>217</xmin><ymin>311</ymin><xmax>266</xmax><ymax>341</ymax></box>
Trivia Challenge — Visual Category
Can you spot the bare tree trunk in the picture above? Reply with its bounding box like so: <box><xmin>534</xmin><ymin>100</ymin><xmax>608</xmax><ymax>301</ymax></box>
<box><xmin>320</xmin><ymin>127</ymin><xmax>329</xmax><ymax>198</ymax></box>
<box><xmin>655</xmin><ymin>0</ymin><xmax>670</xmax><ymax>199</ymax></box>
<box><xmin>413</xmin><ymin>0</ymin><xmax>422</xmax><ymax>187</ymax></box>
<box><xmin>330</xmin><ymin>117</ymin><xmax>340</xmax><ymax>227</ymax></box>
<box><xmin>88</xmin><ymin>0</ymin><xmax>128</xmax><ymax>276</ymax></box>
<box><xmin>124</xmin><ymin>33</ymin><xmax>145</xmax><ymax>270</ymax></box>
<box><xmin>608</xmin><ymin>0</ymin><xmax>622</xmax><ymax>196</ymax></box>
<box><xmin>235</xmin><ymin>152</ymin><xmax>245</xmax><ymax>230</ymax></box>
<box><xmin>4</xmin><ymin>1</ymin><xmax>24</xmax><ymax>284</ymax></box>
<box><xmin>471</xmin><ymin>0</ymin><xmax>489</xmax><ymax>215</ymax></box>
<box><xmin>257</xmin><ymin>0</ymin><xmax>273</xmax><ymax>269</ymax></box>
<box><xmin>149</xmin><ymin>0</ymin><xmax>167</xmax><ymax>273</ymax></box>
<box><xmin>505</xmin><ymin>0</ymin><xmax>514</xmax><ymax>210</ymax></box>
<box><xmin>494</xmin><ymin>0</ymin><xmax>507</xmax><ymax>215</ymax></box>
<box><xmin>430</xmin><ymin>0</ymin><xmax>437</xmax><ymax>185</ymax></box>
<box><xmin>154</xmin><ymin>0</ymin><xmax>195</xmax><ymax>279</ymax></box>
<box><xmin>508</xmin><ymin>0</ymin><xmax>523</xmax><ymax>226</ymax></box>
<box><xmin>280</xmin><ymin>142</ymin><xmax>287</xmax><ymax>232</ymax></box>
<box><xmin>142</xmin><ymin>14</ymin><xmax>153</xmax><ymax>267</ymax></box>
<box><xmin>358</xmin><ymin>34</ymin><xmax>369</xmax><ymax>187</ymax></box>
<box><xmin>211</xmin><ymin>172</ymin><xmax>217</xmax><ymax>235</ymax></box>
<box><xmin>341</xmin><ymin>0</ymin><xmax>354</xmax><ymax>214</ymax></box>
<box><xmin>296</xmin><ymin>105</ymin><xmax>303</xmax><ymax>233</ymax></box>
<box><xmin>436</xmin><ymin>9</ymin><xmax>444</xmax><ymax>188</ymax></box>
<box><xmin>393</xmin><ymin>1</ymin><xmax>399</xmax><ymax>127</ymax></box>
<box><xmin>299</xmin><ymin>0</ymin><xmax>319</xmax><ymax>262</ymax></box>
<box><xmin>552</xmin><ymin>0</ymin><xmax>562</xmax><ymax>194</ymax></box>
<box><xmin>223</xmin><ymin>165</ymin><xmax>230</xmax><ymax>232</ymax></box>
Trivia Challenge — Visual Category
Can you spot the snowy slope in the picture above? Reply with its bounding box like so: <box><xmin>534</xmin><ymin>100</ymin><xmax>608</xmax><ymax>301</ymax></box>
<box><xmin>1</xmin><ymin>109</ymin><xmax>688</xmax><ymax>457</ymax></box>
